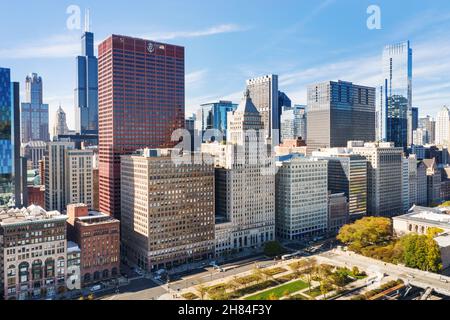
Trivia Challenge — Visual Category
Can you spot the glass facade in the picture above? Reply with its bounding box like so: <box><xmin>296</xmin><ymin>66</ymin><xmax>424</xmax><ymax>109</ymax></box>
<box><xmin>21</xmin><ymin>73</ymin><xmax>49</xmax><ymax>143</ymax></box>
<box><xmin>0</xmin><ymin>68</ymin><xmax>20</xmax><ymax>207</ymax></box>
<box><xmin>196</xmin><ymin>101</ymin><xmax>238</xmax><ymax>141</ymax></box>
<box><xmin>381</xmin><ymin>41</ymin><xmax>413</xmax><ymax>149</ymax></box>
<box><xmin>75</xmin><ymin>31</ymin><xmax>98</xmax><ymax>134</ymax></box>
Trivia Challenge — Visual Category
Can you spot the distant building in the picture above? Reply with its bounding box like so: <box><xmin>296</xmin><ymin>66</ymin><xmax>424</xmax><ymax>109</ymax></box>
<box><xmin>27</xmin><ymin>185</ymin><xmax>45</xmax><ymax>208</ymax></box>
<box><xmin>419</xmin><ymin>116</ymin><xmax>435</xmax><ymax>144</ymax></box>
<box><xmin>51</xmin><ymin>106</ymin><xmax>69</xmax><ymax>140</ymax></box>
<box><xmin>349</xmin><ymin>141</ymin><xmax>404</xmax><ymax>217</ymax></box>
<box><xmin>280</xmin><ymin>105</ymin><xmax>307</xmax><ymax>142</ymax></box>
<box><xmin>328</xmin><ymin>192</ymin><xmax>349</xmax><ymax>235</ymax></box>
<box><xmin>408</xmin><ymin>155</ymin><xmax>418</xmax><ymax>208</ymax></box>
<box><xmin>65</xmin><ymin>149</ymin><xmax>94</xmax><ymax>209</ymax></box>
<box><xmin>195</xmin><ymin>101</ymin><xmax>238</xmax><ymax>142</ymax></box>
<box><xmin>67</xmin><ymin>204</ymin><xmax>120</xmax><ymax>286</ymax></box>
<box><xmin>436</xmin><ymin>106</ymin><xmax>450</xmax><ymax>147</ymax></box>
<box><xmin>21</xmin><ymin>73</ymin><xmax>49</xmax><ymax>143</ymax></box>
<box><xmin>307</xmin><ymin>81</ymin><xmax>376</xmax><ymax>150</ymax></box>
<box><xmin>44</xmin><ymin>141</ymin><xmax>75</xmax><ymax>212</ymax></box>
<box><xmin>312</xmin><ymin>148</ymin><xmax>368</xmax><ymax>218</ymax></box>
<box><xmin>417</xmin><ymin>161</ymin><xmax>428</xmax><ymax>206</ymax></box>
<box><xmin>246</xmin><ymin>74</ymin><xmax>280</xmax><ymax>146</ymax></box>
<box><xmin>275</xmin><ymin>155</ymin><xmax>328</xmax><ymax>240</ymax></box>
<box><xmin>75</xmin><ymin>24</ymin><xmax>98</xmax><ymax>135</ymax></box>
<box><xmin>402</xmin><ymin>157</ymin><xmax>410</xmax><ymax>213</ymax></box>
<box><xmin>0</xmin><ymin>68</ymin><xmax>22</xmax><ymax>208</ymax></box>
<box><xmin>423</xmin><ymin>158</ymin><xmax>442</xmax><ymax>206</ymax></box>
<box><xmin>381</xmin><ymin>41</ymin><xmax>413</xmax><ymax>148</ymax></box>
<box><xmin>21</xmin><ymin>141</ymin><xmax>46</xmax><ymax>170</ymax></box>
<box><xmin>121</xmin><ymin>149</ymin><xmax>215</xmax><ymax>271</ymax></box>
<box><xmin>413</xmin><ymin>128</ymin><xmax>429</xmax><ymax>146</ymax></box>
<box><xmin>412</xmin><ymin>107</ymin><xmax>419</xmax><ymax>131</ymax></box>
<box><xmin>0</xmin><ymin>205</ymin><xmax>67</xmax><ymax>300</ymax></box>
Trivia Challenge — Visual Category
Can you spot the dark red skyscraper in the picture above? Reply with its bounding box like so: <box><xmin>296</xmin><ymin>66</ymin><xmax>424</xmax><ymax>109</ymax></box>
<box><xmin>98</xmin><ymin>35</ymin><xmax>185</xmax><ymax>219</ymax></box>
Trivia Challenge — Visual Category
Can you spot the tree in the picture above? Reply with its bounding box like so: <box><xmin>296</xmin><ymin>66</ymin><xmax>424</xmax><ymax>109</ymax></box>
<box><xmin>283</xmin><ymin>290</ymin><xmax>290</xmax><ymax>300</ymax></box>
<box><xmin>427</xmin><ymin>227</ymin><xmax>444</xmax><ymax>238</ymax></box>
<box><xmin>302</xmin><ymin>258</ymin><xmax>317</xmax><ymax>292</ymax></box>
<box><xmin>263</xmin><ymin>241</ymin><xmax>284</xmax><ymax>258</ymax></box>
<box><xmin>337</xmin><ymin>217</ymin><xmax>392</xmax><ymax>251</ymax></box>
<box><xmin>401</xmin><ymin>234</ymin><xmax>442</xmax><ymax>272</ymax></box>
<box><xmin>251</xmin><ymin>267</ymin><xmax>264</xmax><ymax>285</ymax></box>
<box><xmin>267</xmin><ymin>293</ymin><xmax>279</xmax><ymax>300</ymax></box>
<box><xmin>196</xmin><ymin>284</ymin><xmax>208</xmax><ymax>300</ymax></box>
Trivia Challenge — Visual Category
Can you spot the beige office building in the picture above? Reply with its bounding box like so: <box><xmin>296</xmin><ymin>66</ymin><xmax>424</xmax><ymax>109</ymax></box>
<box><xmin>349</xmin><ymin>141</ymin><xmax>404</xmax><ymax>217</ymax></box>
<box><xmin>65</xmin><ymin>149</ymin><xmax>94</xmax><ymax>209</ymax></box>
<box><xmin>120</xmin><ymin>149</ymin><xmax>215</xmax><ymax>272</ymax></box>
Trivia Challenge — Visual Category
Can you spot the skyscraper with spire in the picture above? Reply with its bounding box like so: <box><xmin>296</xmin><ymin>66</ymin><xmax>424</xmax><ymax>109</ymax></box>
<box><xmin>74</xmin><ymin>10</ymin><xmax>98</xmax><ymax>135</ymax></box>
<box><xmin>51</xmin><ymin>105</ymin><xmax>69</xmax><ymax>140</ymax></box>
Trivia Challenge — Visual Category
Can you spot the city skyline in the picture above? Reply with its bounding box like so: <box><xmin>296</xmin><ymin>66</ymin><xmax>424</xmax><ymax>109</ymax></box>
<box><xmin>2</xmin><ymin>0</ymin><xmax>450</xmax><ymax>132</ymax></box>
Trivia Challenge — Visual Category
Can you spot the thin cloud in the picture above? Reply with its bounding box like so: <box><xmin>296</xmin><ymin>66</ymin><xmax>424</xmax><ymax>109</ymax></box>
<box><xmin>144</xmin><ymin>24</ymin><xmax>247</xmax><ymax>41</ymax></box>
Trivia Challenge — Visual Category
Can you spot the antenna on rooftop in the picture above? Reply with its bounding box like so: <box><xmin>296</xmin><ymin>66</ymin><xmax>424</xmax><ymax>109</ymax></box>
<box><xmin>84</xmin><ymin>8</ymin><xmax>91</xmax><ymax>32</ymax></box>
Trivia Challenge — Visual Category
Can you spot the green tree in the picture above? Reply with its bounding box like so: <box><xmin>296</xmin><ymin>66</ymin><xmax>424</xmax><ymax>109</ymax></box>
<box><xmin>267</xmin><ymin>293</ymin><xmax>279</xmax><ymax>300</ymax></box>
<box><xmin>401</xmin><ymin>234</ymin><xmax>442</xmax><ymax>272</ymax></box>
<box><xmin>337</xmin><ymin>217</ymin><xmax>392</xmax><ymax>251</ymax></box>
<box><xmin>427</xmin><ymin>227</ymin><xmax>444</xmax><ymax>238</ymax></box>
<box><xmin>263</xmin><ymin>241</ymin><xmax>284</xmax><ymax>257</ymax></box>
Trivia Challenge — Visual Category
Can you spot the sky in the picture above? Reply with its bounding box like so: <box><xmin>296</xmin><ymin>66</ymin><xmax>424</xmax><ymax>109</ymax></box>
<box><xmin>2</xmin><ymin>0</ymin><xmax>450</xmax><ymax>130</ymax></box>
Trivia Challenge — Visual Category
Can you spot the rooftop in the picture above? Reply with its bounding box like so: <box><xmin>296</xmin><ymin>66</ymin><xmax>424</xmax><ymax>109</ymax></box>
<box><xmin>394</xmin><ymin>206</ymin><xmax>450</xmax><ymax>228</ymax></box>
<box><xmin>0</xmin><ymin>205</ymin><xmax>67</xmax><ymax>226</ymax></box>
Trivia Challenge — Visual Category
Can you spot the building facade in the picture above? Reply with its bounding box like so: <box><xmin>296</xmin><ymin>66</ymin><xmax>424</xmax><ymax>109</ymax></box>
<box><xmin>0</xmin><ymin>68</ymin><xmax>21</xmax><ymax>208</ymax></box>
<box><xmin>0</xmin><ymin>205</ymin><xmax>67</xmax><ymax>300</ymax></box>
<box><xmin>21</xmin><ymin>141</ymin><xmax>46</xmax><ymax>171</ymax></box>
<box><xmin>98</xmin><ymin>35</ymin><xmax>185</xmax><ymax>219</ymax></box>
<box><xmin>312</xmin><ymin>149</ymin><xmax>368</xmax><ymax>218</ymax></box>
<box><xmin>51</xmin><ymin>106</ymin><xmax>69</xmax><ymax>140</ymax></box>
<box><xmin>381</xmin><ymin>41</ymin><xmax>413</xmax><ymax>148</ymax></box>
<box><xmin>275</xmin><ymin>156</ymin><xmax>328</xmax><ymax>240</ymax></box>
<box><xmin>246</xmin><ymin>74</ymin><xmax>280</xmax><ymax>146</ymax></box>
<box><xmin>66</xmin><ymin>204</ymin><xmax>120</xmax><ymax>286</ymax></box>
<box><xmin>75</xmin><ymin>28</ymin><xmax>98</xmax><ymax>135</ymax></box>
<box><xmin>436</xmin><ymin>106</ymin><xmax>450</xmax><ymax>147</ymax></box>
<box><xmin>121</xmin><ymin>149</ymin><xmax>215</xmax><ymax>272</ymax></box>
<box><xmin>195</xmin><ymin>101</ymin><xmax>238</xmax><ymax>142</ymax></box>
<box><xmin>307</xmin><ymin>81</ymin><xmax>376</xmax><ymax>150</ymax></box>
<box><xmin>328</xmin><ymin>192</ymin><xmax>349</xmax><ymax>235</ymax></box>
<box><xmin>65</xmin><ymin>149</ymin><xmax>94</xmax><ymax>209</ymax></box>
<box><xmin>44</xmin><ymin>142</ymin><xmax>75</xmax><ymax>212</ymax></box>
<box><xmin>21</xmin><ymin>73</ymin><xmax>49</xmax><ymax>143</ymax></box>
<box><xmin>350</xmin><ymin>141</ymin><xmax>404</xmax><ymax>217</ymax></box>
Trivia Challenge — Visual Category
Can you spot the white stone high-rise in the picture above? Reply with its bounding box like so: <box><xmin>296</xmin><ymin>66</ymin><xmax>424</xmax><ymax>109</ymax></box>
<box><xmin>435</xmin><ymin>106</ymin><xmax>450</xmax><ymax>147</ymax></box>
<box><xmin>211</xmin><ymin>90</ymin><xmax>276</xmax><ymax>254</ymax></box>
<box><xmin>52</xmin><ymin>105</ymin><xmax>70</xmax><ymax>140</ymax></box>
<box><xmin>44</xmin><ymin>141</ymin><xmax>75</xmax><ymax>212</ymax></box>
<box><xmin>276</xmin><ymin>155</ymin><xmax>328</xmax><ymax>240</ymax></box>
<box><xmin>65</xmin><ymin>149</ymin><xmax>94</xmax><ymax>209</ymax></box>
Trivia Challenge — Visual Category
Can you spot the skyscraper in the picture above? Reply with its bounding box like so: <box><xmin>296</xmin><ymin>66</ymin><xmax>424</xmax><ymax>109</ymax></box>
<box><xmin>412</xmin><ymin>107</ymin><xmax>419</xmax><ymax>131</ymax></box>
<box><xmin>419</xmin><ymin>116</ymin><xmax>435</xmax><ymax>144</ymax></box>
<box><xmin>98</xmin><ymin>35</ymin><xmax>185</xmax><ymax>219</ymax></box>
<box><xmin>381</xmin><ymin>41</ymin><xmax>413</xmax><ymax>148</ymax></box>
<box><xmin>349</xmin><ymin>141</ymin><xmax>404</xmax><ymax>217</ymax></box>
<box><xmin>120</xmin><ymin>148</ymin><xmax>215</xmax><ymax>271</ymax></box>
<box><xmin>212</xmin><ymin>91</ymin><xmax>276</xmax><ymax>252</ymax></box>
<box><xmin>44</xmin><ymin>141</ymin><xmax>75</xmax><ymax>212</ymax></box>
<box><xmin>21</xmin><ymin>73</ymin><xmax>49</xmax><ymax>143</ymax></box>
<box><xmin>195</xmin><ymin>100</ymin><xmax>238</xmax><ymax>141</ymax></box>
<box><xmin>307</xmin><ymin>81</ymin><xmax>376</xmax><ymax>150</ymax></box>
<box><xmin>75</xmin><ymin>19</ymin><xmax>98</xmax><ymax>135</ymax></box>
<box><xmin>51</xmin><ymin>105</ymin><xmax>69</xmax><ymax>140</ymax></box>
<box><xmin>435</xmin><ymin>106</ymin><xmax>450</xmax><ymax>147</ymax></box>
<box><xmin>246</xmin><ymin>75</ymin><xmax>280</xmax><ymax>146</ymax></box>
<box><xmin>0</xmin><ymin>68</ymin><xmax>21</xmax><ymax>208</ymax></box>
<box><xmin>276</xmin><ymin>155</ymin><xmax>328</xmax><ymax>240</ymax></box>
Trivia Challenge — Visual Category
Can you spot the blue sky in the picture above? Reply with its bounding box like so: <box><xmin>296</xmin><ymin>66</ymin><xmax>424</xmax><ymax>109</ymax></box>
<box><xmin>2</xmin><ymin>0</ymin><xmax>450</xmax><ymax>130</ymax></box>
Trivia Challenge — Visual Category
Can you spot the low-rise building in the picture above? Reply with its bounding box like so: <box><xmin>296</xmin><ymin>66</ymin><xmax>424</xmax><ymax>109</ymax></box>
<box><xmin>0</xmin><ymin>205</ymin><xmax>68</xmax><ymax>300</ymax></box>
<box><xmin>66</xmin><ymin>204</ymin><xmax>120</xmax><ymax>286</ymax></box>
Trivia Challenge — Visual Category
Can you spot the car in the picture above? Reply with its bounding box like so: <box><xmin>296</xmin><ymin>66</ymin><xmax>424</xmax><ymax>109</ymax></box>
<box><xmin>440</xmin><ymin>277</ymin><xmax>448</xmax><ymax>283</ymax></box>
<box><xmin>90</xmin><ymin>285</ymin><xmax>101</xmax><ymax>292</ymax></box>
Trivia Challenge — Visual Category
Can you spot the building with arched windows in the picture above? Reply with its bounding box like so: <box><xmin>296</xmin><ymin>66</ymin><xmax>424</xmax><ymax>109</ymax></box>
<box><xmin>0</xmin><ymin>205</ymin><xmax>67</xmax><ymax>300</ymax></box>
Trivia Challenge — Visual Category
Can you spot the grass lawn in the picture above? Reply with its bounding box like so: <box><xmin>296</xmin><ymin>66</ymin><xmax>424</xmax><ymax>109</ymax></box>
<box><xmin>305</xmin><ymin>287</ymin><xmax>323</xmax><ymax>298</ymax></box>
<box><xmin>245</xmin><ymin>279</ymin><xmax>308</xmax><ymax>300</ymax></box>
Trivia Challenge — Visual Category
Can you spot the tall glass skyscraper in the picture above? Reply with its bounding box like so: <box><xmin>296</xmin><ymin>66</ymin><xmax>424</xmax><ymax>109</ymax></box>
<box><xmin>0</xmin><ymin>67</ymin><xmax>21</xmax><ymax>208</ymax></box>
<box><xmin>195</xmin><ymin>100</ymin><xmax>238</xmax><ymax>141</ymax></box>
<box><xmin>381</xmin><ymin>41</ymin><xmax>413</xmax><ymax>149</ymax></box>
<box><xmin>75</xmin><ymin>27</ymin><xmax>98</xmax><ymax>134</ymax></box>
<box><xmin>21</xmin><ymin>73</ymin><xmax>49</xmax><ymax>143</ymax></box>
